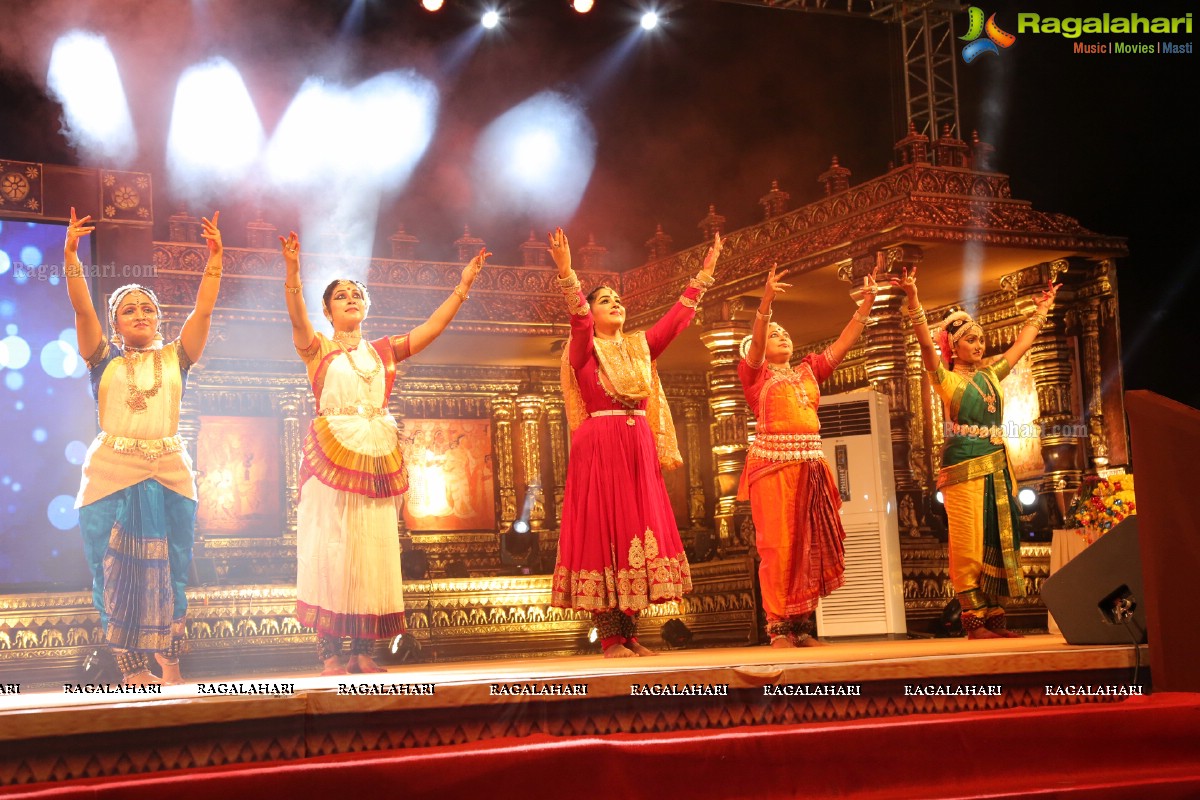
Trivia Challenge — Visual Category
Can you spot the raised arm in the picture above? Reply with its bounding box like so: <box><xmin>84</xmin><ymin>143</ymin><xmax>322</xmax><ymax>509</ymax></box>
<box><xmin>179</xmin><ymin>211</ymin><xmax>223</xmax><ymax>363</ymax></box>
<box><xmin>645</xmin><ymin>232</ymin><xmax>723</xmax><ymax>358</ymax></box>
<box><xmin>548</xmin><ymin>227</ymin><xmax>594</xmax><ymax>368</ymax></box>
<box><xmin>1001</xmin><ymin>281</ymin><xmax>1059</xmax><ymax>366</ymax></box>
<box><xmin>280</xmin><ymin>231</ymin><xmax>315</xmax><ymax>351</ymax></box>
<box><xmin>64</xmin><ymin>207</ymin><xmax>103</xmax><ymax>361</ymax></box>
<box><xmin>892</xmin><ymin>264</ymin><xmax>939</xmax><ymax>372</ymax></box>
<box><xmin>744</xmin><ymin>263</ymin><xmax>790</xmax><ymax>366</ymax></box>
<box><xmin>824</xmin><ymin>264</ymin><xmax>879</xmax><ymax>365</ymax></box>
<box><xmin>407</xmin><ymin>247</ymin><xmax>489</xmax><ymax>356</ymax></box>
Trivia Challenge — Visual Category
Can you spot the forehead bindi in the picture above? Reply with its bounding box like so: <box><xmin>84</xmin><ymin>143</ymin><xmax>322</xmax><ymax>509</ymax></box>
<box><xmin>119</xmin><ymin>294</ymin><xmax>154</xmax><ymax>312</ymax></box>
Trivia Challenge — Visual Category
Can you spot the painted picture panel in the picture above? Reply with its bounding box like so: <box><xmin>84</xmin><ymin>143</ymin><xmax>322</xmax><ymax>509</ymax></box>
<box><xmin>401</xmin><ymin>419</ymin><xmax>495</xmax><ymax>531</ymax></box>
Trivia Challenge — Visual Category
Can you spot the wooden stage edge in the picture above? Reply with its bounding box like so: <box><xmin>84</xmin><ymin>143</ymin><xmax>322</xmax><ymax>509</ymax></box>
<box><xmin>0</xmin><ymin>635</ymin><xmax>1152</xmax><ymax>788</ymax></box>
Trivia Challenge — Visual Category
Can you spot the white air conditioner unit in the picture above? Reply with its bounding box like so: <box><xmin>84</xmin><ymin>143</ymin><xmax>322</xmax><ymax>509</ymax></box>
<box><xmin>813</xmin><ymin>389</ymin><xmax>906</xmax><ymax>637</ymax></box>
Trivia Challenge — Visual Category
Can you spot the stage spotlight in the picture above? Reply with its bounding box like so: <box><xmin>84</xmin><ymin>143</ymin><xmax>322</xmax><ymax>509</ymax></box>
<box><xmin>421</xmin><ymin>0</ymin><xmax>444</xmax><ymax>9</ymax></box>
<box><xmin>661</xmin><ymin>618</ymin><xmax>693</xmax><ymax>649</ymax></box>
<box><xmin>46</xmin><ymin>31</ymin><xmax>137</xmax><ymax>166</ymax></box>
<box><xmin>935</xmin><ymin>490</ymin><xmax>945</xmax><ymax>504</ymax></box>
<box><xmin>167</xmin><ymin>57</ymin><xmax>265</xmax><ymax>195</ymax></box>
<box><xmin>512</xmin><ymin>519</ymin><xmax>530</xmax><ymax>535</ymax></box>
<box><xmin>640</xmin><ymin>11</ymin><xmax>659</xmax><ymax>30</ymax></box>
<box><xmin>588</xmin><ymin>626</ymin><xmax>599</xmax><ymax>644</ymax></box>
<box><xmin>82</xmin><ymin>646</ymin><xmax>120</xmax><ymax>684</ymax></box>
<box><xmin>481</xmin><ymin>9</ymin><xmax>501</xmax><ymax>28</ymax></box>
<box><xmin>389</xmin><ymin>633</ymin><xmax>424</xmax><ymax>663</ymax></box>
<box><xmin>572</xmin><ymin>0</ymin><xmax>594</xmax><ymax>12</ymax></box>
<box><xmin>265</xmin><ymin>72</ymin><xmax>438</xmax><ymax>194</ymax></box>
<box><xmin>401</xmin><ymin>549</ymin><xmax>430</xmax><ymax>580</ymax></box>
<box><xmin>1016</xmin><ymin>486</ymin><xmax>1050</xmax><ymax>541</ymax></box>
<box><xmin>938</xmin><ymin>598</ymin><xmax>963</xmax><ymax>638</ymax></box>
<box><xmin>472</xmin><ymin>91</ymin><xmax>596</xmax><ymax>220</ymax></box>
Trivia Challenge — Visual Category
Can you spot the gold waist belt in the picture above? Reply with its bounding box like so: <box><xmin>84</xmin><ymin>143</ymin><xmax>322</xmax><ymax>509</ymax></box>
<box><xmin>590</xmin><ymin>409</ymin><xmax>646</xmax><ymax>427</ymax></box>
<box><xmin>320</xmin><ymin>405</ymin><xmax>389</xmax><ymax>419</ymax></box>
<box><xmin>749</xmin><ymin>432</ymin><xmax>824</xmax><ymax>462</ymax></box>
<box><xmin>98</xmin><ymin>432</ymin><xmax>185</xmax><ymax>462</ymax></box>
<box><xmin>948</xmin><ymin>422</ymin><xmax>1005</xmax><ymax>445</ymax></box>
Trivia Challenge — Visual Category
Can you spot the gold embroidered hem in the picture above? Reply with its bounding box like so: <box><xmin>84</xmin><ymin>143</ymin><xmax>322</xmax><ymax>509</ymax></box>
<box><xmin>550</xmin><ymin>558</ymin><xmax>692</xmax><ymax>613</ymax></box>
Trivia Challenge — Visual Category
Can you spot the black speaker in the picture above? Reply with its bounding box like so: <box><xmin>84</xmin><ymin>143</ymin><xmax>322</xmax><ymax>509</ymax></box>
<box><xmin>1041</xmin><ymin>516</ymin><xmax>1147</xmax><ymax>645</ymax></box>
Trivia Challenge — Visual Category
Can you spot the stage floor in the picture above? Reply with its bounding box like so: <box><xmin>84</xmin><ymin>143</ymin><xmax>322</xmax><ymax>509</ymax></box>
<box><xmin>0</xmin><ymin>633</ymin><xmax>1147</xmax><ymax>722</ymax></box>
<box><xmin>0</xmin><ymin>633</ymin><xmax>1154</xmax><ymax>788</ymax></box>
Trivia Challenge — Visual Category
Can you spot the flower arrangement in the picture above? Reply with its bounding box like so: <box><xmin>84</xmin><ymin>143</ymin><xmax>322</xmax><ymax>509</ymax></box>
<box><xmin>1065</xmin><ymin>473</ymin><xmax>1136</xmax><ymax>543</ymax></box>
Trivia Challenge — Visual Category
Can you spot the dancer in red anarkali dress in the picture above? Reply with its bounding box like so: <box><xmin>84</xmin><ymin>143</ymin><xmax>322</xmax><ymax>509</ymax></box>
<box><xmin>548</xmin><ymin>227</ymin><xmax>724</xmax><ymax>658</ymax></box>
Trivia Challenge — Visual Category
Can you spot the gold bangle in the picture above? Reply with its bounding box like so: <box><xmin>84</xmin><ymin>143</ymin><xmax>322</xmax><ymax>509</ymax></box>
<box><xmin>205</xmin><ymin>269</ymin><xmax>223</xmax><ymax>278</ymax></box>
<box><xmin>555</xmin><ymin>272</ymin><xmax>580</xmax><ymax>289</ymax></box>
<box><xmin>453</xmin><ymin>285</ymin><xmax>469</xmax><ymax>302</ymax></box>
<box><xmin>755</xmin><ymin>309</ymin><xmax>772</xmax><ymax>321</ymax></box>
<box><xmin>852</xmin><ymin>311</ymin><xmax>870</xmax><ymax>325</ymax></box>
<box><xmin>284</xmin><ymin>285</ymin><xmax>302</xmax><ymax>294</ymax></box>
<box><xmin>65</xmin><ymin>265</ymin><xmax>84</xmax><ymax>279</ymax></box>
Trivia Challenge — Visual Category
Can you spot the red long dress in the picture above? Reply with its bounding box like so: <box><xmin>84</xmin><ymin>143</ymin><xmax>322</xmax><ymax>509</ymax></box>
<box><xmin>550</xmin><ymin>284</ymin><xmax>702</xmax><ymax>613</ymax></box>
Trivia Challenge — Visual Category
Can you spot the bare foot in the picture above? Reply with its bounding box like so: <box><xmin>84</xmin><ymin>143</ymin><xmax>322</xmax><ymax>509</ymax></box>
<box><xmin>602</xmin><ymin>643</ymin><xmax>636</xmax><ymax>658</ymax></box>
<box><xmin>770</xmin><ymin>636</ymin><xmax>796</xmax><ymax>648</ymax></box>
<box><xmin>347</xmin><ymin>654</ymin><xmax>387</xmax><ymax>674</ymax></box>
<box><xmin>628</xmin><ymin>641</ymin><xmax>658</xmax><ymax>657</ymax></box>
<box><xmin>122</xmin><ymin>669</ymin><xmax>162</xmax><ymax>686</ymax></box>
<box><xmin>966</xmin><ymin>627</ymin><xmax>1003</xmax><ymax>640</ymax></box>
<box><xmin>321</xmin><ymin>655</ymin><xmax>348</xmax><ymax>675</ymax></box>
<box><xmin>989</xmin><ymin>627</ymin><xmax>1024</xmax><ymax>638</ymax></box>
<box><xmin>154</xmin><ymin>654</ymin><xmax>183</xmax><ymax>685</ymax></box>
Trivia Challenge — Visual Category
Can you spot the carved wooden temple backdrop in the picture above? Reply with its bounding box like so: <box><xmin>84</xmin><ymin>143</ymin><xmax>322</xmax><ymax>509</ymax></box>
<box><xmin>0</xmin><ymin>125</ymin><xmax>1128</xmax><ymax>681</ymax></box>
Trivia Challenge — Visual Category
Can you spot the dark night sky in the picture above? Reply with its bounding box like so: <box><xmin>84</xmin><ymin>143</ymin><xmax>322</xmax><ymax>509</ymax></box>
<box><xmin>1</xmin><ymin>0</ymin><xmax>1196</xmax><ymax>407</ymax></box>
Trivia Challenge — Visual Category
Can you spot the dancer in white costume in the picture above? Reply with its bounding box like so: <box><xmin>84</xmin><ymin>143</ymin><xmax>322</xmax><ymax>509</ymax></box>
<box><xmin>281</xmin><ymin>231</ymin><xmax>488</xmax><ymax>674</ymax></box>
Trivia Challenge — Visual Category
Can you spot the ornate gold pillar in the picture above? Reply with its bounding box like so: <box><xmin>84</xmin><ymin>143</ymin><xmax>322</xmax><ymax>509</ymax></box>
<box><xmin>515</xmin><ymin>392</ymin><xmax>547</xmax><ymax>532</ymax></box>
<box><xmin>1024</xmin><ymin>261</ymin><xmax>1085</xmax><ymax>516</ymax></box>
<box><xmin>545</xmin><ymin>397</ymin><xmax>568</xmax><ymax>525</ymax></box>
<box><xmin>682</xmin><ymin>399</ymin><xmax>709</xmax><ymax>530</ymax></box>
<box><xmin>275</xmin><ymin>387</ymin><xmax>307</xmax><ymax>540</ymax></box>
<box><xmin>491</xmin><ymin>395</ymin><xmax>518</xmax><ymax>530</ymax></box>
<box><xmin>905</xmin><ymin>331</ymin><xmax>931</xmax><ymax>493</ymax></box>
<box><xmin>177</xmin><ymin>374</ymin><xmax>202</xmax><ymax>468</ymax></box>
<box><xmin>856</xmin><ymin>250</ymin><xmax>920</xmax><ymax>494</ymax></box>
<box><xmin>699</xmin><ymin>300</ymin><xmax>752</xmax><ymax>555</ymax></box>
<box><xmin>1078</xmin><ymin>298</ymin><xmax>1109</xmax><ymax>469</ymax></box>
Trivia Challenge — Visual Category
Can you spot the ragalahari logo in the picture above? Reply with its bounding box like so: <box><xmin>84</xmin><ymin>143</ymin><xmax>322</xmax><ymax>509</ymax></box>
<box><xmin>960</xmin><ymin>7</ymin><xmax>1017</xmax><ymax>62</ymax></box>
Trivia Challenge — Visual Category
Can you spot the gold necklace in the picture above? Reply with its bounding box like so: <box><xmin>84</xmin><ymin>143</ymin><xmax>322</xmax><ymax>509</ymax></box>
<box><xmin>124</xmin><ymin>348</ymin><xmax>163</xmax><ymax>413</ymax></box>
<box><xmin>956</xmin><ymin>365</ymin><xmax>997</xmax><ymax>414</ymax></box>
<box><xmin>340</xmin><ymin>340</ymin><xmax>382</xmax><ymax>383</ymax></box>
